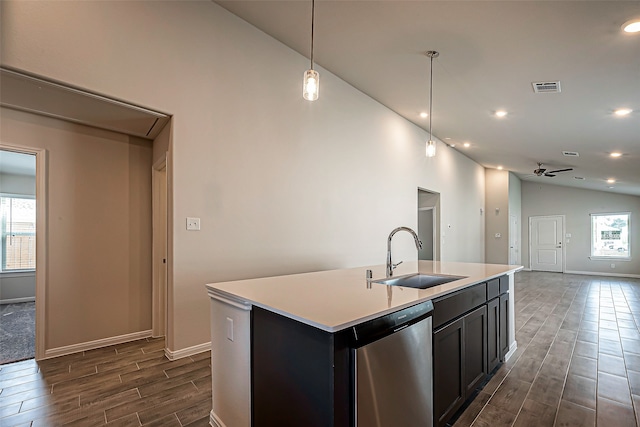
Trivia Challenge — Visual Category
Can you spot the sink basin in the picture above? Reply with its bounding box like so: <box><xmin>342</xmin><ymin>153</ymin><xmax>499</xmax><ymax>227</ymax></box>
<box><xmin>372</xmin><ymin>273</ymin><xmax>467</xmax><ymax>289</ymax></box>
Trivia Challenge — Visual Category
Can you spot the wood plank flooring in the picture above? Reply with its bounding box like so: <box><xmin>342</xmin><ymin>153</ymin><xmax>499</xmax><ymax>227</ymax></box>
<box><xmin>0</xmin><ymin>337</ymin><xmax>211</xmax><ymax>426</ymax></box>
<box><xmin>1</xmin><ymin>271</ymin><xmax>639</xmax><ymax>426</ymax></box>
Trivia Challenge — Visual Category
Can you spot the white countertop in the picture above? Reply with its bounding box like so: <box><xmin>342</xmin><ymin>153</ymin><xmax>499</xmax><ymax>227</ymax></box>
<box><xmin>205</xmin><ymin>260</ymin><xmax>523</xmax><ymax>332</ymax></box>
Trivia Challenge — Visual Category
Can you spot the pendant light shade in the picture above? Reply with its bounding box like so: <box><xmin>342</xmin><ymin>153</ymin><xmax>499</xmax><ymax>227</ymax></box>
<box><xmin>303</xmin><ymin>69</ymin><xmax>319</xmax><ymax>101</ymax></box>
<box><xmin>303</xmin><ymin>0</ymin><xmax>319</xmax><ymax>101</ymax></box>
<box><xmin>425</xmin><ymin>50</ymin><xmax>439</xmax><ymax>157</ymax></box>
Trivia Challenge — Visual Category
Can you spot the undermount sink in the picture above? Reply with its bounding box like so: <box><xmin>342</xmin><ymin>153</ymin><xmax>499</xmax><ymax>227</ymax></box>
<box><xmin>373</xmin><ymin>273</ymin><xmax>467</xmax><ymax>289</ymax></box>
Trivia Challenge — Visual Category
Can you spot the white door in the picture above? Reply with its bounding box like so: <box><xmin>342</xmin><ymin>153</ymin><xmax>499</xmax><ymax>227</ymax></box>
<box><xmin>530</xmin><ymin>215</ymin><xmax>564</xmax><ymax>272</ymax></box>
<box><xmin>509</xmin><ymin>214</ymin><xmax>518</xmax><ymax>265</ymax></box>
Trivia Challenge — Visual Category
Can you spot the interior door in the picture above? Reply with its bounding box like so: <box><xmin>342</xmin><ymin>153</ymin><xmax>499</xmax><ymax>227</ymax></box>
<box><xmin>509</xmin><ymin>214</ymin><xmax>518</xmax><ymax>265</ymax></box>
<box><xmin>530</xmin><ymin>215</ymin><xmax>564</xmax><ymax>272</ymax></box>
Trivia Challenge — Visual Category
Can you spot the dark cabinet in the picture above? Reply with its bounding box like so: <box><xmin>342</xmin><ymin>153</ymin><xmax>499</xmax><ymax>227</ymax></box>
<box><xmin>500</xmin><ymin>292</ymin><xmax>509</xmax><ymax>359</ymax></box>
<box><xmin>487</xmin><ymin>297</ymin><xmax>500</xmax><ymax>372</ymax></box>
<box><xmin>433</xmin><ymin>304</ymin><xmax>488</xmax><ymax>427</ymax></box>
<box><xmin>433</xmin><ymin>317</ymin><xmax>464</xmax><ymax>427</ymax></box>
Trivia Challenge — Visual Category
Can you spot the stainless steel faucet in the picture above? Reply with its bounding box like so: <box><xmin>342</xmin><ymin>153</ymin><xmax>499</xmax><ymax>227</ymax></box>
<box><xmin>386</xmin><ymin>227</ymin><xmax>423</xmax><ymax>277</ymax></box>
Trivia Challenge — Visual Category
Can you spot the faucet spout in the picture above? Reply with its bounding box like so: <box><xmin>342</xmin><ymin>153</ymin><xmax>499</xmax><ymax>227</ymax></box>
<box><xmin>386</xmin><ymin>226</ymin><xmax>423</xmax><ymax>277</ymax></box>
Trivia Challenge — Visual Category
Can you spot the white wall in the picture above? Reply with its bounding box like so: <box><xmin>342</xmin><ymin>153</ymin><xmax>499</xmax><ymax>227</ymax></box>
<box><xmin>485</xmin><ymin>169</ymin><xmax>509</xmax><ymax>263</ymax></box>
<box><xmin>522</xmin><ymin>181</ymin><xmax>640</xmax><ymax>276</ymax></box>
<box><xmin>1</xmin><ymin>1</ymin><xmax>486</xmax><ymax>353</ymax></box>
<box><xmin>508</xmin><ymin>172</ymin><xmax>522</xmax><ymax>265</ymax></box>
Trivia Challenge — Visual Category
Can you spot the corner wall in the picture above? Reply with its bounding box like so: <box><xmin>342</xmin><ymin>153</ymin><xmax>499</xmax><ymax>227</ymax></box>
<box><xmin>0</xmin><ymin>108</ymin><xmax>153</xmax><ymax>349</ymax></box>
<box><xmin>522</xmin><ymin>181</ymin><xmax>640</xmax><ymax>276</ymax></box>
<box><xmin>1</xmin><ymin>1</ymin><xmax>486</xmax><ymax>353</ymax></box>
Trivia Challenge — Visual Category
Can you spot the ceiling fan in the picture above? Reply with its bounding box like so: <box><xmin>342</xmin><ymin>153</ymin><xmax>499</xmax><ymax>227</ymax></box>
<box><xmin>533</xmin><ymin>162</ymin><xmax>573</xmax><ymax>177</ymax></box>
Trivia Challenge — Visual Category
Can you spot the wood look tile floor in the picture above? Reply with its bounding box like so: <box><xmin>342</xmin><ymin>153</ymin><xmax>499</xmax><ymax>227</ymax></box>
<box><xmin>454</xmin><ymin>271</ymin><xmax>640</xmax><ymax>427</ymax></box>
<box><xmin>1</xmin><ymin>271</ymin><xmax>639</xmax><ymax>426</ymax></box>
<box><xmin>0</xmin><ymin>337</ymin><xmax>212</xmax><ymax>426</ymax></box>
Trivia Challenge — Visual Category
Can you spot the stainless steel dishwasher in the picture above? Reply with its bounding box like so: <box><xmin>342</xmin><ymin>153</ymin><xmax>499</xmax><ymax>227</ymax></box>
<box><xmin>351</xmin><ymin>300</ymin><xmax>434</xmax><ymax>427</ymax></box>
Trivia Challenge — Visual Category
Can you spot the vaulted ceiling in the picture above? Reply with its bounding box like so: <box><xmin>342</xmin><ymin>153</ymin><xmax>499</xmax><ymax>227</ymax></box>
<box><xmin>216</xmin><ymin>1</ymin><xmax>640</xmax><ymax>196</ymax></box>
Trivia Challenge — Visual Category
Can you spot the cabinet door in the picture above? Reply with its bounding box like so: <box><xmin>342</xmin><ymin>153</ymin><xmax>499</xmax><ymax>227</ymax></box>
<box><xmin>433</xmin><ymin>317</ymin><xmax>465</xmax><ymax>427</ymax></box>
<box><xmin>500</xmin><ymin>293</ymin><xmax>510</xmax><ymax>360</ymax></box>
<box><xmin>464</xmin><ymin>305</ymin><xmax>488</xmax><ymax>395</ymax></box>
<box><xmin>487</xmin><ymin>298</ymin><xmax>500</xmax><ymax>372</ymax></box>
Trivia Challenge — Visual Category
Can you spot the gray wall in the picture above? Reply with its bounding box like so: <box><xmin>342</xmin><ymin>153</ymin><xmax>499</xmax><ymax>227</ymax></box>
<box><xmin>522</xmin><ymin>181</ymin><xmax>640</xmax><ymax>276</ymax></box>
<box><xmin>2</xmin><ymin>1</ymin><xmax>486</xmax><ymax>353</ymax></box>
<box><xmin>0</xmin><ymin>168</ymin><xmax>36</xmax><ymax>303</ymax></box>
<box><xmin>508</xmin><ymin>173</ymin><xmax>522</xmax><ymax>265</ymax></box>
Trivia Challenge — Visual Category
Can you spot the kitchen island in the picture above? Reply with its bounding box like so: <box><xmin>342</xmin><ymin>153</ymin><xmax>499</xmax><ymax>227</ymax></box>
<box><xmin>205</xmin><ymin>260</ymin><xmax>523</xmax><ymax>427</ymax></box>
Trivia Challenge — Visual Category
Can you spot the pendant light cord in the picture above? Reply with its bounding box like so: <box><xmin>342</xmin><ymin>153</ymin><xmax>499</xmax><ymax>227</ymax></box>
<box><xmin>429</xmin><ymin>53</ymin><xmax>433</xmax><ymax>142</ymax></box>
<box><xmin>310</xmin><ymin>0</ymin><xmax>315</xmax><ymax>69</ymax></box>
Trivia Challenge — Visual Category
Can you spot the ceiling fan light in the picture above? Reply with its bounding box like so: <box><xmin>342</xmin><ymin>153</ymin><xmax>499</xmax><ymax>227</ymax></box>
<box><xmin>614</xmin><ymin>108</ymin><xmax>632</xmax><ymax>116</ymax></box>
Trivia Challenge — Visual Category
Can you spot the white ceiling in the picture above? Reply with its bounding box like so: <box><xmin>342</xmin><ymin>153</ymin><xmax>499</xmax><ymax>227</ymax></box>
<box><xmin>216</xmin><ymin>0</ymin><xmax>640</xmax><ymax>196</ymax></box>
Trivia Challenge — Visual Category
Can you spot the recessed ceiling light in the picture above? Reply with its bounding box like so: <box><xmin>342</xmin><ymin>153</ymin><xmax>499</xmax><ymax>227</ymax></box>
<box><xmin>420</xmin><ymin>112</ymin><xmax>428</xmax><ymax>118</ymax></box>
<box><xmin>449</xmin><ymin>143</ymin><xmax>456</xmax><ymax>148</ymax></box>
<box><xmin>610</xmin><ymin>152</ymin><xmax>623</xmax><ymax>158</ymax></box>
<box><xmin>463</xmin><ymin>142</ymin><xmax>471</xmax><ymax>148</ymax></box>
<box><xmin>623</xmin><ymin>19</ymin><xmax>640</xmax><ymax>33</ymax></box>
<box><xmin>614</xmin><ymin>108</ymin><xmax>632</xmax><ymax>116</ymax></box>
<box><xmin>495</xmin><ymin>110</ymin><xmax>508</xmax><ymax>117</ymax></box>
<box><xmin>607</xmin><ymin>178</ymin><xmax>616</xmax><ymax>184</ymax></box>
<box><xmin>497</xmin><ymin>166</ymin><xmax>503</xmax><ymax>170</ymax></box>
<box><xmin>444</xmin><ymin>137</ymin><xmax>451</xmax><ymax>140</ymax></box>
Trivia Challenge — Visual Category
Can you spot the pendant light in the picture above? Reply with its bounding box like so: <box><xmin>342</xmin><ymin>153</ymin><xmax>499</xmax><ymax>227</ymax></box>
<box><xmin>303</xmin><ymin>0</ymin><xmax>319</xmax><ymax>101</ymax></box>
<box><xmin>425</xmin><ymin>51</ymin><xmax>439</xmax><ymax>157</ymax></box>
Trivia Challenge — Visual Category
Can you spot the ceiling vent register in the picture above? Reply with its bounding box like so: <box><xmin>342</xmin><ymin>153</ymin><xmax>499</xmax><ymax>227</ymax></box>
<box><xmin>562</xmin><ymin>151</ymin><xmax>579</xmax><ymax>157</ymax></box>
<box><xmin>532</xmin><ymin>81</ymin><xmax>561</xmax><ymax>93</ymax></box>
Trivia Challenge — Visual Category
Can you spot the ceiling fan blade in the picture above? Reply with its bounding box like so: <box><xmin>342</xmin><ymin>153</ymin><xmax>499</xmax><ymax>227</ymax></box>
<box><xmin>544</xmin><ymin>173</ymin><xmax>556</xmax><ymax>177</ymax></box>
<box><xmin>548</xmin><ymin>168</ymin><xmax>573</xmax><ymax>174</ymax></box>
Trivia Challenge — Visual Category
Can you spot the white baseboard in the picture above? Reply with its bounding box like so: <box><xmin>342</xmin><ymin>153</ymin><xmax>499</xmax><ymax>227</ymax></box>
<box><xmin>0</xmin><ymin>296</ymin><xmax>35</xmax><ymax>305</ymax></box>
<box><xmin>565</xmin><ymin>270</ymin><xmax>640</xmax><ymax>279</ymax></box>
<box><xmin>504</xmin><ymin>341</ymin><xmax>518</xmax><ymax>362</ymax></box>
<box><xmin>44</xmin><ymin>330</ymin><xmax>152</xmax><ymax>359</ymax></box>
<box><xmin>165</xmin><ymin>341</ymin><xmax>211</xmax><ymax>361</ymax></box>
<box><xmin>210</xmin><ymin>411</ymin><xmax>228</xmax><ymax>427</ymax></box>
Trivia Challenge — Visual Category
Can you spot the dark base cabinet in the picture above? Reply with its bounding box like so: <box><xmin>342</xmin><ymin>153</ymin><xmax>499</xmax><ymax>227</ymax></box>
<box><xmin>251</xmin><ymin>307</ymin><xmax>351</xmax><ymax>427</ymax></box>
<box><xmin>433</xmin><ymin>305</ymin><xmax>487</xmax><ymax>427</ymax></box>
<box><xmin>433</xmin><ymin>276</ymin><xmax>509</xmax><ymax>427</ymax></box>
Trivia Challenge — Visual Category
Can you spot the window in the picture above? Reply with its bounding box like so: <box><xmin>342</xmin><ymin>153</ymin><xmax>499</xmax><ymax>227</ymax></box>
<box><xmin>0</xmin><ymin>196</ymin><xmax>36</xmax><ymax>271</ymax></box>
<box><xmin>591</xmin><ymin>212</ymin><xmax>630</xmax><ymax>259</ymax></box>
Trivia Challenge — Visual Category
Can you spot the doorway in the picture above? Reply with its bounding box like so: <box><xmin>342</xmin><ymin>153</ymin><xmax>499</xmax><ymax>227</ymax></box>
<box><xmin>418</xmin><ymin>189</ymin><xmax>440</xmax><ymax>261</ymax></box>
<box><xmin>509</xmin><ymin>214</ymin><xmax>519</xmax><ymax>265</ymax></box>
<box><xmin>0</xmin><ymin>146</ymin><xmax>46</xmax><ymax>362</ymax></box>
<box><xmin>152</xmin><ymin>157</ymin><xmax>168</xmax><ymax>338</ymax></box>
<box><xmin>529</xmin><ymin>215</ymin><xmax>564</xmax><ymax>273</ymax></box>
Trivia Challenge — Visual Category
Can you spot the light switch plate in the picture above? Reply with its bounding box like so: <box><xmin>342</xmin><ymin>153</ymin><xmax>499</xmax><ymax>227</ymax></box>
<box><xmin>186</xmin><ymin>217</ymin><xmax>201</xmax><ymax>231</ymax></box>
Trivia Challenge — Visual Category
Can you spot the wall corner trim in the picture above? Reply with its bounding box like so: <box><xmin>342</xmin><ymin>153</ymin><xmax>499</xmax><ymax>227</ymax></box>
<box><xmin>165</xmin><ymin>341</ymin><xmax>211</xmax><ymax>361</ymax></box>
<box><xmin>43</xmin><ymin>330</ymin><xmax>153</xmax><ymax>360</ymax></box>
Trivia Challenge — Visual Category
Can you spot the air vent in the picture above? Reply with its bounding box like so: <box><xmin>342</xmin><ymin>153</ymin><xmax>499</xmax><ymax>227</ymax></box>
<box><xmin>563</xmin><ymin>151</ymin><xmax>579</xmax><ymax>157</ymax></box>
<box><xmin>532</xmin><ymin>81</ymin><xmax>561</xmax><ymax>93</ymax></box>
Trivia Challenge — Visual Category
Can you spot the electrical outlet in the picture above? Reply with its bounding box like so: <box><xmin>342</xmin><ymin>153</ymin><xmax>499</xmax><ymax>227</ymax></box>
<box><xmin>495</xmin><ymin>233</ymin><xmax>501</xmax><ymax>238</ymax></box>
<box><xmin>226</xmin><ymin>317</ymin><xmax>234</xmax><ymax>341</ymax></box>
<box><xmin>611</xmin><ymin>263</ymin><xmax>615</xmax><ymax>269</ymax></box>
<box><xmin>186</xmin><ymin>217</ymin><xmax>201</xmax><ymax>231</ymax></box>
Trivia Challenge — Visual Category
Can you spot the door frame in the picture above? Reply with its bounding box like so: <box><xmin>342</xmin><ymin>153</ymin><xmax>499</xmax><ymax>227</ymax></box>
<box><xmin>0</xmin><ymin>143</ymin><xmax>48</xmax><ymax>360</ymax></box>
<box><xmin>152</xmin><ymin>155</ymin><xmax>168</xmax><ymax>338</ymax></box>
<box><xmin>529</xmin><ymin>214</ymin><xmax>565</xmax><ymax>273</ymax></box>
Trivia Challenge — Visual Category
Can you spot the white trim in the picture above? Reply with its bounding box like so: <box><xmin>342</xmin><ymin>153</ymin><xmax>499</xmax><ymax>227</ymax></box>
<box><xmin>152</xmin><ymin>154</ymin><xmax>168</xmax><ymax>338</ymax></box>
<box><xmin>564</xmin><ymin>270</ymin><xmax>640</xmax><ymax>279</ymax></box>
<box><xmin>0</xmin><ymin>270</ymin><xmax>36</xmax><ymax>278</ymax></box>
<box><xmin>0</xmin><ymin>296</ymin><xmax>35</xmax><ymax>305</ymax></box>
<box><xmin>0</xmin><ymin>143</ymin><xmax>47</xmax><ymax>361</ymax></box>
<box><xmin>210</xmin><ymin>410</ymin><xmax>228</xmax><ymax>427</ymax></box>
<box><xmin>165</xmin><ymin>341</ymin><xmax>211</xmax><ymax>361</ymax></box>
<box><xmin>504</xmin><ymin>341</ymin><xmax>518</xmax><ymax>362</ymax></box>
<box><xmin>44</xmin><ymin>330</ymin><xmax>152</xmax><ymax>360</ymax></box>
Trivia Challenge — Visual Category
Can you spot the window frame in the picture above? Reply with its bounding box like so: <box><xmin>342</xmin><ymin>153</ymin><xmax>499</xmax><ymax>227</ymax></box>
<box><xmin>589</xmin><ymin>212</ymin><xmax>631</xmax><ymax>261</ymax></box>
<box><xmin>0</xmin><ymin>193</ymin><xmax>36</xmax><ymax>273</ymax></box>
